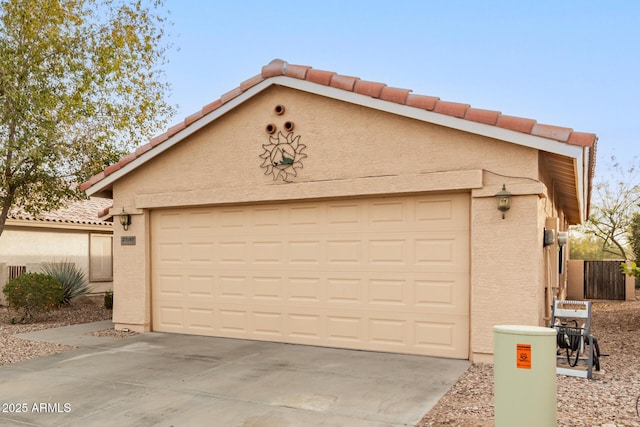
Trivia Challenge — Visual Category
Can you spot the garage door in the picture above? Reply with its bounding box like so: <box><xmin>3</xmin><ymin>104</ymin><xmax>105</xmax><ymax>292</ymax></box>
<box><xmin>151</xmin><ymin>194</ymin><xmax>469</xmax><ymax>358</ymax></box>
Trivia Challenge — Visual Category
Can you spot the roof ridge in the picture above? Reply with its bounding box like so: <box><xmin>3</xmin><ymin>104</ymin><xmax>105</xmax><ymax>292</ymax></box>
<box><xmin>81</xmin><ymin>58</ymin><xmax>597</xmax><ymax>192</ymax></box>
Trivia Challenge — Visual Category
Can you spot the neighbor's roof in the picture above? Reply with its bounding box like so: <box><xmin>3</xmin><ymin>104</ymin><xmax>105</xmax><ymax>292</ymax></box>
<box><xmin>8</xmin><ymin>197</ymin><xmax>113</xmax><ymax>227</ymax></box>
<box><xmin>81</xmin><ymin>58</ymin><xmax>597</xmax><ymax>222</ymax></box>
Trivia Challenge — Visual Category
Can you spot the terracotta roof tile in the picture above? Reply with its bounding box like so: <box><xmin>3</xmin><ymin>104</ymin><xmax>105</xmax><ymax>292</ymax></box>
<box><xmin>464</xmin><ymin>108</ymin><xmax>501</xmax><ymax>125</ymax></box>
<box><xmin>82</xmin><ymin>59</ymin><xmax>597</xmax><ymax>192</ymax></box>
<box><xmin>567</xmin><ymin>131</ymin><xmax>598</xmax><ymax>147</ymax></box>
<box><xmin>261</xmin><ymin>58</ymin><xmax>286</xmax><ymax>77</ymax></box>
<box><xmin>97</xmin><ymin>204</ymin><xmax>112</xmax><ymax>218</ymax></box>
<box><xmin>150</xmin><ymin>133</ymin><xmax>168</xmax><ymax>147</ymax></box>
<box><xmin>103</xmin><ymin>162</ymin><xmax>121</xmax><ymax>177</ymax></box>
<box><xmin>406</xmin><ymin>94</ymin><xmax>440</xmax><ymax>111</ymax></box>
<box><xmin>166</xmin><ymin>121</ymin><xmax>186</xmax><ymax>138</ymax></box>
<box><xmin>83</xmin><ymin>171</ymin><xmax>105</xmax><ymax>191</ymax></box>
<box><xmin>496</xmin><ymin>115</ymin><xmax>537</xmax><ymax>134</ymax></box>
<box><xmin>202</xmin><ymin>99</ymin><xmax>222</xmax><ymax>115</ymax></box>
<box><xmin>306</xmin><ymin>69</ymin><xmax>336</xmax><ymax>85</ymax></box>
<box><xmin>354</xmin><ymin>80</ymin><xmax>386</xmax><ymax>98</ymax></box>
<box><xmin>284</xmin><ymin>64</ymin><xmax>311</xmax><ymax>79</ymax></box>
<box><xmin>434</xmin><ymin>100</ymin><xmax>470</xmax><ymax>118</ymax></box>
<box><xmin>380</xmin><ymin>86</ymin><xmax>411</xmax><ymax>104</ymax></box>
<box><xmin>135</xmin><ymin>142</ymin><xmax>153</xmax><ymax>157</ymax></box>
<box><xmin>118</xmin><ymin>152</ymin><xmax>137</xmax><ymax>168</ymax></box>
<box><xmin>220</xmin><ymin>86</ymin><xmax>243</xmax><ymax>104</ymax></box>
<box><xmin>240</xmin><ymin>74</ymin><xmax>265</xmax><ymax>92</ymax></box>
<box><xmin>330</xmin><ymin>74</ymin><xmax>360</xmax><ymax>91</ymax></box>
<box><xmin>531</xmin><ymin>123</ymin><xmax>573</xmax><ymax>141</ymax></box>
<box><xmin>184</xmin><ymin>110</ymin><xmax>204</xmax><ymax>126</ymax></box>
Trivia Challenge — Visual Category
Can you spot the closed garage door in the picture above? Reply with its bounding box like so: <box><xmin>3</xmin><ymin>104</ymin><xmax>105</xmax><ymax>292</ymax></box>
<box><xmin>151</xmin><ymin>193</ymin><xmax>469</xmax><ymax>358</ymax></box>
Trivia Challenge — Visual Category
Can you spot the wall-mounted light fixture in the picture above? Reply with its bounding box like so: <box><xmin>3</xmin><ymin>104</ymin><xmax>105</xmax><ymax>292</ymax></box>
<box><xmin>495</xmin><ymin>184</ymin><xmax>512</xmax><ymax>219</ymax></box>
<box><xmin>119</xmin><ymin>208</ymin><xmax>131</xmax><ymax>231</ymax></box>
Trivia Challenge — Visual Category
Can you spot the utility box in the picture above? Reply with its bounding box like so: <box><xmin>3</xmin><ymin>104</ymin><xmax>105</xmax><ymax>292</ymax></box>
<box><xmin>494</xmin><ymin>325</ymin><xmax>557</xmax><ymax>427</ymax></box>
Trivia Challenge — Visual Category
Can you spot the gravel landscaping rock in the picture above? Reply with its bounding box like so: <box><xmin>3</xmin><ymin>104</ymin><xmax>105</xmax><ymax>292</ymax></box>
<box><xmin>1</xmin><ymin>292</ymin><xmax>639</xmax><ymax>426</ymax></box>
<box><xmin>0</xmin><ymin>296</ymin><xmax>112</xmax><ymax>366</ymax></box>
<box><xmin>418</xmin><ymin>289</ymin><xmax>640</xmax><ymax>427</ymax></box>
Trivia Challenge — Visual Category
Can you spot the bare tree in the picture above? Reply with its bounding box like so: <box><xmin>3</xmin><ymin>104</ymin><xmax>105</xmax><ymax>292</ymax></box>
<box><xmin>578</xmin><ymin>157</ymin><xmax>640</xmax><ymax>259</ymax></box>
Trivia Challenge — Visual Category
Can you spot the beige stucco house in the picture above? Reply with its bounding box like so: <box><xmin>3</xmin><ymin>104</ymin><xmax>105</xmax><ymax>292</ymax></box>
<box><xmin>82</xmin><ymin>59</ymin><xmax>596</xmax><ymax>362</ymax></box>
<box><xmin>0</xmin><ymin>197</ymin><xmax>114</xmax><ymax>302</ymax></box>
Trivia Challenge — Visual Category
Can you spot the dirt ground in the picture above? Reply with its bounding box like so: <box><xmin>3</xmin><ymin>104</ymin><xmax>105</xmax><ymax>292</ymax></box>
<box><xmin>417</xmin><ymin>289</ymin><xmax>640</xmax><ymax>427</ymax></box>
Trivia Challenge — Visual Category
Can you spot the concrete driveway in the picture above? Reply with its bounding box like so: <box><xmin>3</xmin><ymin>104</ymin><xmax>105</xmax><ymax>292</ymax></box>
<box><xmin>1</xmin><ymin>321</ymin><xmax>469</xmax><ymax>426</ymax></box>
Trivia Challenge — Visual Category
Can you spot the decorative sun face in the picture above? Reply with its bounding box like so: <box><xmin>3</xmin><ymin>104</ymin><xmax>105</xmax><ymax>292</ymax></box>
<box><xmin>259</xmin><ymin>131</ymin><xmax>306</xmax><ymax>181</ymax></box>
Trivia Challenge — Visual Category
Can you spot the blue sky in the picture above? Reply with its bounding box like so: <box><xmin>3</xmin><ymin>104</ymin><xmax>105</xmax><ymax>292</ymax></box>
<box><xmin>160</xmin><ymin>1</ymin><xmax>639</xmax><ymax>180</ymax></box>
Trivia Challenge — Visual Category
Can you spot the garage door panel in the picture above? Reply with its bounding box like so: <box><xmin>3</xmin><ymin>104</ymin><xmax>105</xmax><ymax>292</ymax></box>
<box><xmin>218</xmin><ymin>241</ymin><xmax>248</xmax><ymax>264</ymax></box>
<box><xmin>252</xmin><ymin>276</ymin><xmax>284</xmax><ymax>300</ymax></box>
<box><xmin>252</xmin><ymin>311</ymin><xmax>284</xmax><ymax>337</ymax></box>
<box><xmin>288</xmin><ymin>240</ymin><xmax>322</xmax><ymax>265</ymax></box>
<box><xmin>218</xmin><ymin>275</ymin><xmax>249</xmax><ymax>299</ymax></box>
<box><xmin>185</xmin><ymin>307</ymin><xmax>215</xmax><ymax>331</ymax></box>
<box><xmin>152</xmin><ymin>194</ymin><xmax>469</xmax><ymax>358</ymax></box>
<box><xmin>156</xmin><ymin>305</ymin><xmax>184</xmax><ymax>329</ymax></box>
<box><xmin>288</xmin><ymin>276</ymin><xmax>322</xmax><ymax>302</ymax></box>
<box><xmin>327</xmin><ymin>203</ymin><xmax>362</xmax><ymax>225</ymax></box>
<box><xmin>219</xmin><ymin>309</ymin><xmax>248</xmax><ymax>333</ymax></box>
<box><xmin>415</xmin><ymin>275</ymin><xmax>469</xmax><ymax>314</ymax></box>
<box><xmin>326</xmin><ymin>277</ymin><xmax>362</xmax><ymax>304</ymax></box>
<box><xmin>252</xmin><ymin>207</ymin><xmax>282</xmax><ymax>228</ymax></box>
<box><xmin>288</xmin><ymin>205</ymin><xmax>322</xmax><ymax>226</ymax></box>
<box><xmin>185</xmin><ymin>275</ymin><xmax>215</xmax><ymax>297</ymax></box>
<box><xmin>156</xmin><ymin>274</ymin><xmax>184</xmax><ymax>296</ymax></box>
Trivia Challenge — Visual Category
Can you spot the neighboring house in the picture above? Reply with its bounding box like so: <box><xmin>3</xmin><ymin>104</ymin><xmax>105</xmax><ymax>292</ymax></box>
<box><xmin>0</xmin><ymin>197</ymin><xmax>114</xmax><ymax>303</ymax></box>
<box><xmin>82</xmin><ymin>59</ymin><xmax>596</xmax><ymax>362</ymax></box>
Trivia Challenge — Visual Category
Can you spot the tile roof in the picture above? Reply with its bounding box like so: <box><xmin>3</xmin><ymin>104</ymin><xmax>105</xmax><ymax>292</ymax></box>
<box><xmin>8</xmin><ymin>197</ymin><xmax>113</xmax><ymax>226</ymax></box>
<box><xmin>81</xmin><ymin>58</ymin><xmax>597</xmax><ymax>192</ymax></box>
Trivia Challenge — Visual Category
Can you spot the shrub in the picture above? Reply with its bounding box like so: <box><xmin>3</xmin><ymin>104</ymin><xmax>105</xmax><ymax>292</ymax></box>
<box><xmin>41</xmin><ymin>261</ymin><xmax>90</xmax><ymax>305</ymax></box>
<box><xmin>3</xmin><ymin>273</ymin><xmax>63</xmax><ymax>321</ymax></box>
<box><xmin>104</xmin><ymin>290</ymin><xmax>113</xmax><ymax>310</ymax></box>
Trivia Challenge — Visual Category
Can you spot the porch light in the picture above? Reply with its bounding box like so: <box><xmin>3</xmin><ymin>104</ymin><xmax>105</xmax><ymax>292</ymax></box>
<box><xmin>495</xmin><ymin>184</ymin><xmax>512</xmax><ymax>219</ymax></box>
<box><xmin>119</xmin><ymin>208</ymin><xmax>131</xmax><ymax>231</ymax></box>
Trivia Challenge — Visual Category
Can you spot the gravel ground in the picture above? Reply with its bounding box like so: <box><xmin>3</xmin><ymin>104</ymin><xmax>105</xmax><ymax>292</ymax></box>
<box><xmin>418</xmin><ymin>289</ymin><xmax>640</xmax><ymax>427</ymax></box>
<box><xmin>0</xmin><ymin>296</ymin><xmax>116</xmax><ymax>366</ymax></box>
<box><xmin>1</xmin><ymin>293</ymin><xmax>639</xmax><ymax>426</ymax></box>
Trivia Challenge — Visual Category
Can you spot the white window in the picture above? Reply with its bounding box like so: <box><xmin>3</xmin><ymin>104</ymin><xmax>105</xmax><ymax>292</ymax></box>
<box><xmin>90</xmin><ymin>234</ymin><xmax>113</xmax><ymax>281</ymax></box>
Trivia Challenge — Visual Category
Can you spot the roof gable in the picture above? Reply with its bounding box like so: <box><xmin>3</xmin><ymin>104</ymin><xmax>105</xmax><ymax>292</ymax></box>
<box><xmin>82</xmin><ymin>58</ymin><xmax>597</xmax><ymax>196</ymax></box>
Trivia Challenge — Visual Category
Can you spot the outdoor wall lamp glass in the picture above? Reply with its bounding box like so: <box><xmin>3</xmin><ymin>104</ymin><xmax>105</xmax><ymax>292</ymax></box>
<box><xmin>495</xmin><ymin>184</ymin><xmax>512</xmax><ymax>219</ymax></box>
<box><xmin>119</xmin><ymin>208</ymin><xmax>131</xmax><ymax>231</ymax></box>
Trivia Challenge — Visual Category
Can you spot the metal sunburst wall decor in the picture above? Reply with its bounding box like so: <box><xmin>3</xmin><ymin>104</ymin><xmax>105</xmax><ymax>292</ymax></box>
<box><xmin>259</xmin><ymin>106</ymin><xmax>306</xmax><ymax>182</ymax></box>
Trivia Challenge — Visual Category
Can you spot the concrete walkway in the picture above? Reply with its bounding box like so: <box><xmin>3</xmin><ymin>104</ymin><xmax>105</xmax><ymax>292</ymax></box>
<box><xmin>15</xmin><ymin>320</ymin><xmax>118</xmax><ymax>347</ymax></box>
<box><xmin>1</xmin><ymin>322</ymin><xmax>470</xmax><ymax>426</ymax></box>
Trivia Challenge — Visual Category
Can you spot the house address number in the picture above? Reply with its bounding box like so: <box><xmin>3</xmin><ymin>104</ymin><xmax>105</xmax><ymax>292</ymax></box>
<box><xmin>121</xmin><ymin>236</ymin><xmax>136</xmax><ymax>246</ymax></box>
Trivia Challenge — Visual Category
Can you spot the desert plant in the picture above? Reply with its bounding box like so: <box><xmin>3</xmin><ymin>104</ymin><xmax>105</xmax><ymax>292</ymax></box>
<box><xmin>42</xmin><ymin>261</ymin><xmax>90</xmax><ymax>304</ymax></box>
<box><xmin>2</xmin><ymin>273</ymin><xmax>63</xmax><ymax>321</ymax></box>
<box><xmin>104</xmin><ymin>290</ymin><xmax>113</xmax><ymax>310</ymax></box>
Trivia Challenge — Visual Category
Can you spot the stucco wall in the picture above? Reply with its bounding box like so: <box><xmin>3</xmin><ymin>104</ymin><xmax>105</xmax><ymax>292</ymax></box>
<box><xmin>109</xmin><ymin>86</ymin><xmax>563</xmax><ymax>359</ymax></box>
<box><xmin>470</xmin><ymin>190</ymin><xmax>544</xmax><ymax>361</ymax></box>
<box><xmin>0</xmin><ymin>227</ymin><xmax>113</xmax><ymax>302</ymax></box>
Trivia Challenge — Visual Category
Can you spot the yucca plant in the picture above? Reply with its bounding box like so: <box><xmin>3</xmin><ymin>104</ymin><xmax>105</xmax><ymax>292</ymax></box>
<box><xmin>42</xmin><ymin>261</ymin><xmax>90</xmax><ymax>305</ymax></box>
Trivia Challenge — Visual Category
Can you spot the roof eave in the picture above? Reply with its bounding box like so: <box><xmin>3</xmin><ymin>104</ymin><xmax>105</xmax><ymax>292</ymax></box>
<box><xmin>85</xmin><ymin>75</ymin><xmax>588</xmax><ymax>197</ymax></box>
<box><xmin>5</xmin><ymin>218</ymin><xmax>113</xmax><ymax>232</ymax></box>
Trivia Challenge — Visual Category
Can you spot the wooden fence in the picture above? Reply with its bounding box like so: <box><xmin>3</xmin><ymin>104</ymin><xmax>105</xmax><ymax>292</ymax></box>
<box><xmin>584</xmin><ymin>261</ymin><xmax>626</xmax><ymax>300</ymax></box>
